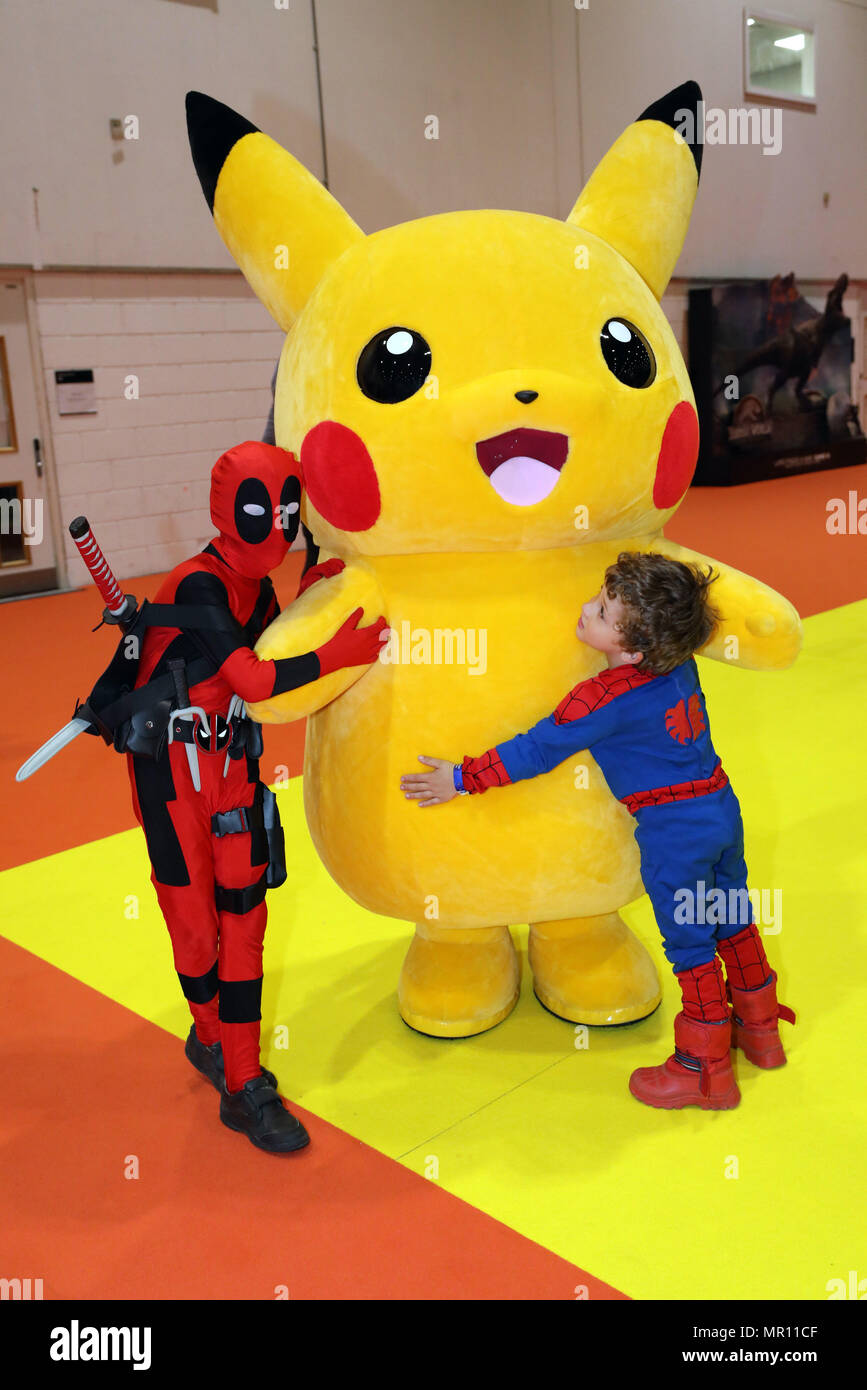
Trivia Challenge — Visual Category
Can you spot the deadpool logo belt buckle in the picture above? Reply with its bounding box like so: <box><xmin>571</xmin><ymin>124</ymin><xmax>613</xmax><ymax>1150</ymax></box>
<box><xmin>195</xmin><ymin>714</ymin><xmax>233</xmax><ymax>754</ymax></box>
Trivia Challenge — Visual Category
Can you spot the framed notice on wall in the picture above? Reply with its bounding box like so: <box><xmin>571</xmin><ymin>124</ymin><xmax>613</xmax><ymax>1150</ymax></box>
<box><xmin>55</xmin><ymin>369</ymin><xmax>97</xmax><ymax>415</ymax></box>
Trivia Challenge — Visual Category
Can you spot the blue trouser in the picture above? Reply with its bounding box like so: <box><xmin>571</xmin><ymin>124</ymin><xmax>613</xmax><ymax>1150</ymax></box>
<box><xmin>633</xmin><ymin>782</ymin><xmax>754</xmax><ymax>974</ymax></box>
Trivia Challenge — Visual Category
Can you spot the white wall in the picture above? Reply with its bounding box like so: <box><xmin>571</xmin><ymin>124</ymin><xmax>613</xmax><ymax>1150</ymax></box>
<box><xmin>0</xmin><ymin>0</ymin><xmax>322</xmax><ymax>269</ymax></box>
<box><xmin>37</xmin><ymin>271</ymin><xmax>282</xmax><ymax>585</ymax></box>
<box><xmin>313</xmin><ymin>0</ymin><xmax>581</xmax><ymax>228</ymax></box>
<box><xmin>576</xmin><ymin>0</ymin><xmax>867</xmax><ymax>279</ymax></box>
<box><xmin>0</xmin><ymin>0</ymin><xmax>574</xmax><ymax>268</ymax></box>
<box><xmin>1</xmin><ymin>0</ymin><xmax>864</xmax><ymax>276</ymax></box>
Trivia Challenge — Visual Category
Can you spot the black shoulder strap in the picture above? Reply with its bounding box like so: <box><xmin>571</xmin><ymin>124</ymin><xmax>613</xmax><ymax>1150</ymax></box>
<box><xmin>81</xmin><ymin>581</ymin><xmax>269</xmax><ymax>741</ymax></box>
<box><xmin>244</xmin><ymin>579</ymin><xmax>277</xmax><ymax>644</ymax></box>
<box><xmin>81</xmin><ymin>596</ymin><xmax>230</xmax><ymax>739</ymax></box>
<box><xmin>137</xmin><ymin>600</ymin><xmax>239</xmax><ymax>632</ymax></box>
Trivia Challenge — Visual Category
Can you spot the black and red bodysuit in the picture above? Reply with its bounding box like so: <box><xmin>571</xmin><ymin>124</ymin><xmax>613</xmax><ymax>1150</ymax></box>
<box><xmin>127</xmin><ymin>441</ymin><xmax>381</xmax><ymax>1092</ymax></box>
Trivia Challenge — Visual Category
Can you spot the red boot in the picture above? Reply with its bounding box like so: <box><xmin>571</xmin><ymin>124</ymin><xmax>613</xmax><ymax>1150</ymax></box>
<box><xmin>728</xmin><ymin>971</ymin><xmax>795</xmax><ymax>1068</ymax></box>
<box><xmin>629</xmin><ymin>1011</ymin><xmax>740</xmax><ymax>1110</ymax></box>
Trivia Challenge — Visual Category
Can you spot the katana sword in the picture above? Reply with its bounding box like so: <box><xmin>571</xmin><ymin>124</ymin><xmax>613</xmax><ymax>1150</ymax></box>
<box><xmin>68</xmin><ymin>514</ymin><xmax>138</xmax><ymax>626</ymax></box>
<box><xmin>15</xmin><ymin>516</ymin><xmax>138</xmax><ymax>782</ymax></box>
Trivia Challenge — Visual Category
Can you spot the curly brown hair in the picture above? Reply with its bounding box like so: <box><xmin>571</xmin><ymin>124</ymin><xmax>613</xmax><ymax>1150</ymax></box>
<box><xmin>602</xmin><ymin>551</ymin><xmax>721</xmax><ymax>674</ymax></box>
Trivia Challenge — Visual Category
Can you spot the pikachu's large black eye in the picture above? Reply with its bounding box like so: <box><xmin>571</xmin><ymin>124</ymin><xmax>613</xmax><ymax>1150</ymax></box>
<box><xmin>357</xmin><ymin>326</ymin><xmax>432</xmax><ymax>403</ymax></box>
<box><xmin>600</xmin><ymin>319</ymin><xmax>656</xmax><ymax>388</ymax></box>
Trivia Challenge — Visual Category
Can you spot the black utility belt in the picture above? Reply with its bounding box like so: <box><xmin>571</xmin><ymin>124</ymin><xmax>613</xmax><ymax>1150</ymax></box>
<box><xmin>76</xmin><ymin>691</ymin><xmax>265</xmax><ymax>763</ymax></box>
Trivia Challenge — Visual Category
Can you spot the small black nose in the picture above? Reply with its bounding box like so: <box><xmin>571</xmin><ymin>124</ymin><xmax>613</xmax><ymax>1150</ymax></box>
<box><xmin>515</xmin><ymin>390</ymin><xmax>538</xmax><ymax>404</ymax></box>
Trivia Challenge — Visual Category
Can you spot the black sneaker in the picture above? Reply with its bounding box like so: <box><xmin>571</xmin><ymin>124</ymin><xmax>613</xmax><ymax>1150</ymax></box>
<box><xmin>185</xmin><ymin>1026</ymin><xmax>277</xmax><ymax>1093</ymax></box>
<box><xmin>219</xmin><ymin>1075</ymin><xmax>310</xmax><ymax>1154</ymax></box>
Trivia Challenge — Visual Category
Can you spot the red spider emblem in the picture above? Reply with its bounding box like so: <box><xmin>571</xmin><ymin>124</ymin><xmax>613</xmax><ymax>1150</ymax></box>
<box><xmin>665</xmin><ymin>695</ymin><xmax>706</xmax><ymax>744</ymax></box>
<box><xmin>687</xmin><ymin>693</ymin><xmax>706</xmax><ymax>737</ymax></box>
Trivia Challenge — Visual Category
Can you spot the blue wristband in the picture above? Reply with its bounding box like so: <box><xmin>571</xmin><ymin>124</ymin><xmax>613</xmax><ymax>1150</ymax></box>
<box><xmin>453</xmin><ymin>763</ymin><xmax>468</xmax><ymax>794</ymax></box>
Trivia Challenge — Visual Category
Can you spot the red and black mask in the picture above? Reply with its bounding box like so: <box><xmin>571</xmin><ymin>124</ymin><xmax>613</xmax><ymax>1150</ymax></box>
<box><xmin>209</xmin><ymin>441</ymin><xmax>302</xmax><ymax>579</ymax></box>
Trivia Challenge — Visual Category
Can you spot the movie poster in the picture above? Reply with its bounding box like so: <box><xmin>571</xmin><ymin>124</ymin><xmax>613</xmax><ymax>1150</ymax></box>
<box><xmin>688</xmin><ymin>273</ymin><xmax>866</xmax><ymax>485</ymax></box>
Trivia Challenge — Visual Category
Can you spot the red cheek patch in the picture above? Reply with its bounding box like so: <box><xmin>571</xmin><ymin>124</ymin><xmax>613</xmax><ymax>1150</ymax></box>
<box><xmin>300</xmin><ymin>421</ymin><xmax>381</xmax><ymax>531</ymax></box>
<box><xmin>652</xmin><ymin>401</ymin><xmax>699</xmax><ymax>510</ymax></box>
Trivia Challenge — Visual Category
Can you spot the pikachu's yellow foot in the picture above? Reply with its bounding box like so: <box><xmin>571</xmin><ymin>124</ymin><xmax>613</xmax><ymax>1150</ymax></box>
<box><xmin>529</xmin><ymin>914</ymin><xmax>661</xmax><ymax>1025</ymax></box>
<box><xmin>399</xmin><ymin>923</ymin><xmax>521</xmax><ymax>1038</ymax></box>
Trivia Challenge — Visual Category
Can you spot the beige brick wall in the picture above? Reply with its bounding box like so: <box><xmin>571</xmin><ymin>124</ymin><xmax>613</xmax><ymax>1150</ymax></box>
<box><xmin>36</xmin><ymin>270</ymin><xmax>285</xmax><ymax>587</ymax></box>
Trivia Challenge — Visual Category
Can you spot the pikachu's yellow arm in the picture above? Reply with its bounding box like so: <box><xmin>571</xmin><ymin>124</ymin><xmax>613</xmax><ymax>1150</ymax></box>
<box><xmin>649</xmin><ymin>537</ymin><xmax>802</xmax><ymax>670</ymax></box>
<box><xmin>247</xmin><ymin>557</ymin><xmax>386</xmax><ymax>723</ymax></box>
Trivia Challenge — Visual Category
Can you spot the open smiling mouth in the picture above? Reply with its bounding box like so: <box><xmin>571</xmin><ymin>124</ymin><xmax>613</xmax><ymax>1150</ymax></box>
<box><xmin>475</xmin><ymin>428</ymin><xmax>569</xmax><ymax>506</ymax></box>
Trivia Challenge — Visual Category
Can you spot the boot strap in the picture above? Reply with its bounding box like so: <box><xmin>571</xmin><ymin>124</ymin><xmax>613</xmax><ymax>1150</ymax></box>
<box><xmin>727</xmin><ymin>977</ymin><xmax>796</xmax><ymax>1028</ymax></box>
<box><xmin>674</xmin><ymin>1048</ymin><xmax>713</xmax><ymax>1098</ymax></box>
<box><xmin>244</xmin><ymin>1079</ymin><xmax>281</xmax><ymax>1112</ymax></box>
<box><xmin>732</xmin><ymin>1002</ymin><xmax>796</xmax><ymax>1028</ymax></box>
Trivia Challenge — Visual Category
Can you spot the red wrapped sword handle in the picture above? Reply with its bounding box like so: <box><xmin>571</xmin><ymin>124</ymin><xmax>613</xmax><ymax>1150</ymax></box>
<box><xmin>68</xmin><ymin>515</ymin><xmax>136</xmax><ymax>624</ymax></box>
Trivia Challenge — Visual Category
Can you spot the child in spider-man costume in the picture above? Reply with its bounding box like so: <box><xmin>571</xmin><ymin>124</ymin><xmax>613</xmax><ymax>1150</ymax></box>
<box><xmin>401</xmin><ymin>551</ymin><xmax>795</xmax><ymax>1111</ymax></box>
<box><xmin>129</xmin><ymin>441</ymin><xmax>386</xmax><ymax>1152</ymax></box>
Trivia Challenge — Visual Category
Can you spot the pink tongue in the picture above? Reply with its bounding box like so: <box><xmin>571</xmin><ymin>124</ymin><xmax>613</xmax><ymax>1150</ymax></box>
<box><xmin>488</xmin><ymin>456</ymin><xmax>561</xmax><ymax>506</ymax></box>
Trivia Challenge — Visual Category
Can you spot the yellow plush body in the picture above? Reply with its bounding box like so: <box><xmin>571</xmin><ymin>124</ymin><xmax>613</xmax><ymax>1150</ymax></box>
<box><xmin>186</xmin><ymin>86</ymin><xmax>801</xmax><ymax>1036</ymax></box>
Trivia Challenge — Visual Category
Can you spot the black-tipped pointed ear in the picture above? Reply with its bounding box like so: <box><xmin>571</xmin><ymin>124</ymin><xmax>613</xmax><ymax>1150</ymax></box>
<box><xmin>182</xmin><ymin>90</ymin><xmax>364</xmax><ymax>330</ymax></box>
<box><xmin>568</xmin><ymin>79</ymin><xmax>702</xmax><ymax>300</ymax></box>
<box><xmin>186</xmin><ymin>91</ymin><xmax>259</xmax><ymax>211</ymax></box>
<box><xmin>638</xmin><ymin>79</ymin><xmax>703</xmax><ymax>179</ymax></box>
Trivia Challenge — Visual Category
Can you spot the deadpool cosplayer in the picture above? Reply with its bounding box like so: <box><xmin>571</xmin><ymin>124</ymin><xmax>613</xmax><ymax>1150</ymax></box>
<box><xmin>77</xmin><ymin>442</ymin><xmax>385</xmax><ymax>1154</ymax></box>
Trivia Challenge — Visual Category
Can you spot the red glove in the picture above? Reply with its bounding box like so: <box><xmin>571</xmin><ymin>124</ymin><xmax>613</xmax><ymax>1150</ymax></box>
<box><xmin>315</xmin><ymin>608</ymin><xmax>388</xmax><ymax>677</ymax></box>
<box><xmin>297</xmin><ymin>557</ymin><xmax>346</xmax><ymax>597</ymax></box>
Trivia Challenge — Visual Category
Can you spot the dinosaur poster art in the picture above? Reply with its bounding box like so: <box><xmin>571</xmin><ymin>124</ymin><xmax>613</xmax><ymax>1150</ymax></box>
<box><xmin>688</xmin><ymin>273</ymin><xmax>866</xmax><ymax>485</ymax></box>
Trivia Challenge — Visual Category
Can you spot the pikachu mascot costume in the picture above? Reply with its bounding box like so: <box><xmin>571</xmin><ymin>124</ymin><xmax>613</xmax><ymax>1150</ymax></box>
<box><xmin>185</xmin><ymin>81</ymin><xmax>800</xmax><ymax>1038</ymax></box>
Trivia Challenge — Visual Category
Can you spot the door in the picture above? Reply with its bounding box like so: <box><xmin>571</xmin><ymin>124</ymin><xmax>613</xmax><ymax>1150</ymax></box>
<box><xmin>0</xmin><ymin>277</ymin><xmax>58</xmax><ymax>596</ymax></box>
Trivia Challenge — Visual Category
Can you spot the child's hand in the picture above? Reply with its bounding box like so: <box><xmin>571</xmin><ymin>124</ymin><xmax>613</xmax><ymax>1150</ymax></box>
<box><xmin>400</xmin><ymin>756</ymin><xmax>458</xmax><ymax>807</ymax></box>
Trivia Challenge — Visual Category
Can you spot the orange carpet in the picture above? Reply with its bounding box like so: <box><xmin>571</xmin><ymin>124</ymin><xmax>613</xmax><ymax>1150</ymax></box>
<box><xmin>666</xmin><ymin>463</ymin><xmax>867</xmax><ymax>620</ymax></box>
<box><xmin>0</xmin><ymin>934</ymin><xmax>614</xmax><ymax>1300</ymax></box>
